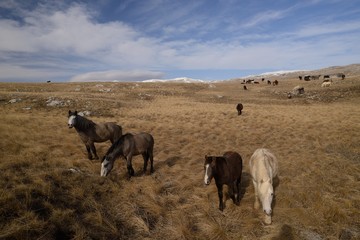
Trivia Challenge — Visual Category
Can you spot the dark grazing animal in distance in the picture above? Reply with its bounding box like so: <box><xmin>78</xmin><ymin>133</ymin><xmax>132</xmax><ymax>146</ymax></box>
<box><xmin>236</xmin><ymin>103</ymin><xmax>243</xmax><ymax>115</ymax></box>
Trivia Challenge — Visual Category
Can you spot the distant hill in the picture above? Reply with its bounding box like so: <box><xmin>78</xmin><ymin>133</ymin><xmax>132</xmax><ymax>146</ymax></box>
<box><xmin>236</xmin><ymin>63</ymin><xmax>360</xmax><ymax>80</ymax></box>
<box><xmin>143</xmin><ymin>77</ymin><xmax>205</xmax><ymax>83</ymax></box>
<box><xmin>142</xmin><ymin>64</ymin><xmax>360</xmax><ymax>83</ymax></box>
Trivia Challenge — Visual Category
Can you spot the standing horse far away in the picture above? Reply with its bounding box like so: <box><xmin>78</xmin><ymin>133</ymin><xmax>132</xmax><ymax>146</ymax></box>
<box><xmin>68</xmin><ymin>110</ymin><xmax>122</xmax><ymax>160</ymax></box>
<box><xmin>204</xmin><ymin>151</ymin><xmax>243</xmax><ymax>211</ymax></box>
<box><xmin>101</xmin><ymin>132</ymin><xmax>154</xmax><ymax>178</ymax></box>
<box><xmin>236</xmin><ymin>103</ymin><xmax>243</xmax><ymax>115</ymax></box>
<box><xmin>249</xmin><ymin>148</ymin><xmax>279</xmax><ymax>225</ymax></box>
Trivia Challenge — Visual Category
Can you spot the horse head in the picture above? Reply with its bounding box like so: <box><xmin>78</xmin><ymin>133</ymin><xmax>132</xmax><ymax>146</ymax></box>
<box><xmin>101</xmin><ymin>155</ymin><xmax>114</xmax><ymax>177</ymax></box>
<box><xmin>204</xmin><ymin>156</ymin><xmax>215</xmax><ymax>185</ymax></box>
<box><xmin>68</xmin><ymin>110</ymin><xmax>78</xmax><ymax>128</ymax></box>
<box><xmin>259</xmin><ymin>179</ymin><xmax>274</xmax><ymax>216</ymax></box>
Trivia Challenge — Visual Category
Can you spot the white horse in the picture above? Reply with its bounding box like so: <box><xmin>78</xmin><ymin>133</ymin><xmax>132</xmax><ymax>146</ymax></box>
<box><xmin>321</xmin><ymin>81</ymin><xmax>331</xmax><ymax>87</ymax></box>
<box><xmin>249</xmin><ymin>148</ymin><xmax>278</xmax><ymax>225</ymax></box>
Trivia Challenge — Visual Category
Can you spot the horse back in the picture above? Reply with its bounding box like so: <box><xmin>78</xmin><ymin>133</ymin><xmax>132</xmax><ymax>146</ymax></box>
<box><xmin>132</xmin><ymin>132</ymin><xmax>154</xmax><ymax>153</ymax></box>
<box><xmin>223</xmin><ymin>151</ymin><xmax>243</xmax><ymax>179</ymax></box>
<box><xmin>249</xmin><ymin>148</ymin><xmax>278</xmax><ymax>181</ymax></box>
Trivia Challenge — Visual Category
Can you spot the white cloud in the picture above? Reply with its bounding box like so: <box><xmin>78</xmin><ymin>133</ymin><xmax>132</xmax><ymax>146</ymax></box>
<box><xmin>241</xmin><ymin>10</ymin><xmax>287</xmax><ymax>28</ymax></box>
<box><xmin>69</xmin><ymin>70</ymin><xmax>165</xmax><ymax>82</ymax></box>
<box><xmin>0</xmin><ymin>1</ymin><xmax>359</xmax><ymax>82</ymax></box>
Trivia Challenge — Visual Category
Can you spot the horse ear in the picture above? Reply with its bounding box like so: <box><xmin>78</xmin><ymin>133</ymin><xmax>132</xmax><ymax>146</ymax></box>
<box><xmin>68</xmin><ymin>110</ymin><xmax>71</xmax><ymax>115</ymax></box>
<box><xmin>74</xmin><ymin>111</ymin><xmax>78</xmax><ymax>115</ymax></box>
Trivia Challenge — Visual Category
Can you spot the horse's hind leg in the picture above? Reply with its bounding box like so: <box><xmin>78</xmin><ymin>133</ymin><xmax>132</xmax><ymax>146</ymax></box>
<box><xmin>142</xmin><ymin>153</ymin><xmax>148</xmax><ymax>174</ymax></box>
<box><xmin>235</xmin><ymin>178</ymin><xmax>241</xmax><ymax>205</ymax></box>
<box><xmin>149</xmin><ymin>149</ymin><xmax>154</xmax><ymax>173</ymax></box>
<box><xmin>229</xmin><ymin>183</ymin><xmax>236</xmax><ymax>204</ymax></box>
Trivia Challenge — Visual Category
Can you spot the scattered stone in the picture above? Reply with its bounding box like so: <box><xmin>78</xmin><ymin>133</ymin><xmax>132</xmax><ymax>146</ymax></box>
<box><xmin>67</xmin><ymin>167</ymin><xmax>83</xmax><ymax>173</ymax></box>
<box><xmin>78</xmin><ymin>110</ymin><xmax>91</xmax><ymax>116</ymax></box>
<box><xmin>46</xmin><ymin>99</ymin><xmax>64</xmax><ymax>107</ymax></box>
<box><xmin>46</xmin><ymin>97</ymin><xmax>66</xmax><ymax>107</ymax></box>
<box><xmin>9</xmin><ymin>98</ymin><xmax>21</xmax><ymax>104</ymax></box>
<box><xmin>292</xmin><ymin>86</ymin><xmax>305</xmax><ymax>95</ymax></box>
<box><xmin>23</xmin><ymin>107</ymin><xmax>32</xmax><ymax>110</ymax></box>
<box><xmin>299</xmin><ymin>229</ymin><xmax>323</xmax><ymax>240</ymax></box>
<box><xmin>99</xmin><ymin>88</ymin><xmax>111</xmax><ymax>92</ymax></box>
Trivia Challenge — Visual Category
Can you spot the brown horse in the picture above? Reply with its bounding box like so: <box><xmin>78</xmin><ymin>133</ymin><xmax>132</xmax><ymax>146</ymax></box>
<box><xmin>204</xmin><ymin>151</ymin><xmax>243</xmax><ymax>211</ymax></box>
<box><xmin>101</xmin><ymin>132</ymin><xmax>154</xmax><ymax>178</ymax></box>
<box><xmin>236</xmin><ymin>103</ymin><xmax>243</xmax><ymax>115</ymax></box>
<box><xmin>68</xmin><ymin>110</ymin><xmax>122</xmax><ymax>160</ymax></box>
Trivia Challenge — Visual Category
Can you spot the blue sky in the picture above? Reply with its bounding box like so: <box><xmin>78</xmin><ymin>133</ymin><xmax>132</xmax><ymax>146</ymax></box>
<box><xmin>0</xmin><ymin>0</ymin><xmax>359</xmax><ymax>82</ymax></box>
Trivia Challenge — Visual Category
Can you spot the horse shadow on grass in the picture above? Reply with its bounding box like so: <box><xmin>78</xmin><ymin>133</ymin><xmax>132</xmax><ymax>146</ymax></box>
<box><xmin>272</xmin><ymin>175</ymin><xmax>281</xmax><ymax>212</ymax></box>
<box><xmin>153</xmin><ymin>156</ymin><xmax>181</xmax><ymax>169</ymax></box>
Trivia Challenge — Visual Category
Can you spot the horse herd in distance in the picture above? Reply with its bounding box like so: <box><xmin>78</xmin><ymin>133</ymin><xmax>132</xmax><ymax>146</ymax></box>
<box><xmin>240</xmin><ymin>72</ymin><xmax>346</xmax><ymax>90</ymax></box>
<box><xmin>68</xmin><ymin>109</ymin><xmax>278</xmax><ymax>224</ymax></box>
<box><xmin>299</xmin><ymin>73</ymin><xmax>345</xmax><ymax>81</ymax></box>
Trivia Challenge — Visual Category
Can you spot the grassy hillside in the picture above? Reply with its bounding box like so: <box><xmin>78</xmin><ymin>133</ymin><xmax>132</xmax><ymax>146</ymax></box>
<box><xmin>0</xmin><ymin>75</ymin><xmax>359</xmax><ymax>239</ymax></box>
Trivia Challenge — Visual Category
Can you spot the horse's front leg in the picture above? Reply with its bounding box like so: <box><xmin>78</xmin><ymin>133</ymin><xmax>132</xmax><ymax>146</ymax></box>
<box><xmin>216</xmin><ymin>183</ymin><xmax>224</xmax><ymax>211</ymax></box>
<box><xmin>126</xmin><ymin>155</ymin><xmax>135</xmax><ymax>178</ymax></box>
<box><xmin>253</xmin><ymin>180</ymin><xmax>260</xmax><ymax>210</ymax></box>
<box><xmin>85</xmin><ymin>144</ymin><xmax>93</xmax><ymax>160</ymax></box>
<box><xmin>90</xmin><ymin>142</ymin><xmax>99</xmax><ymax>160</ymax></box>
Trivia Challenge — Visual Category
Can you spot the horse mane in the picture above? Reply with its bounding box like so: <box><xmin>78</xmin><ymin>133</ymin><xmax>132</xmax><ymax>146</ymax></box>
<box><xmin>75</xmin><ymin>115</ymin><xmax>96</xmax><ymax>131</ymax></box>
<box><xmin>105</xmin><ymin>133</ymin><xmax>133</xmax><ymax>156</ymax></box>
<box><xmin>252</xmin><ymin>148</ymin><xmax>278</xmax><ymax>182</ymax></box>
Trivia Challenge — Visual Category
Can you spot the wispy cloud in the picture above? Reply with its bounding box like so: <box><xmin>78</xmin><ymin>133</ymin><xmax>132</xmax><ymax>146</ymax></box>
<box><xmin>241</xmin><ymin>10</ymin><xmax>288</xmax><ymax>28</ymax></box>
<box><xmin>69</xmin><ymin>70</ymin><xmax>164</xmax><ymax>82</ymax></box>
<box><xmin>295</xmin><ymin>21</ymin><xmax>360</xmax><ymax>38</ymax></box>
<box><xmin>0</xmin><ymin>0</ymin><xmax>359</xmax><ymax>82</ymax></box>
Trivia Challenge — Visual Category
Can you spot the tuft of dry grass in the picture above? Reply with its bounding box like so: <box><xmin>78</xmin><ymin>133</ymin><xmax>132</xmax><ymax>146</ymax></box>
<box><xmin>0</xmin><ymin>76</ymin><xmax>359</xmax><ymax>239</ymax></box>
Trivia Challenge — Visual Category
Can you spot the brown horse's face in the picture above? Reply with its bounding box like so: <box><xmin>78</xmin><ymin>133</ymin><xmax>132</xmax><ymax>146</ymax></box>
<box><xmin>101</xmin><ymin>156</ymin><xmax>114</xmax><ymax>177</ymax></box>
<box><xmin>204</xmin><ymin>156</ymin><xmax>214</xmax><ymax>185</ymax></box>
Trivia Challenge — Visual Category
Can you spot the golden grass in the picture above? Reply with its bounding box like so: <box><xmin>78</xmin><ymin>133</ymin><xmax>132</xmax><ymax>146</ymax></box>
<box><xmin>0</xmin><ymin>76</ymin><xmax>359</xmax><ymax>239</ymax></box>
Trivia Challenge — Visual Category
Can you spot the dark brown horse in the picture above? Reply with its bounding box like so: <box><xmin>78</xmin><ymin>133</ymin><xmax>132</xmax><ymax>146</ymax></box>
<box><xmin>68</xmin><ymin>110</ymin><xmax>122</xmax><ymax>160</ymax></box>
<box><xmin>101</xmin><ymin>132</ymin><xmax>154</xmax><ymax>178</ymax></box>
<box><xmin>236</xmin><ymin>103</ymin><xmax>243</xmax><ymax>115</ymax></box>
<box><xmin>204</xmin><ymin>151</ymin><xmax>243</xmax><ymax>211</ymax></box>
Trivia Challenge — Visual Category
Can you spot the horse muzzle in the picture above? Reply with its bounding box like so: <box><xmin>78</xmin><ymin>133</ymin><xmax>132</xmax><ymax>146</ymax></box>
<box><xmin>68</xmin><ymin>124</ymin><xmax>73</xmax><ymax>128</ymax></box>
<box><xmin>264</xmin><ymin>209</ymin><xmax>272</xmax><ymax>216</ymax></box>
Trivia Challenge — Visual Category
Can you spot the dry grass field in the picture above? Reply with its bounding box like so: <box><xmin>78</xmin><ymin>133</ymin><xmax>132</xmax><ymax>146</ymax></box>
<box><xmin>0</xmin><ymin>73</ymin><xmax>359</xmax><ymax>239</ymax></box>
